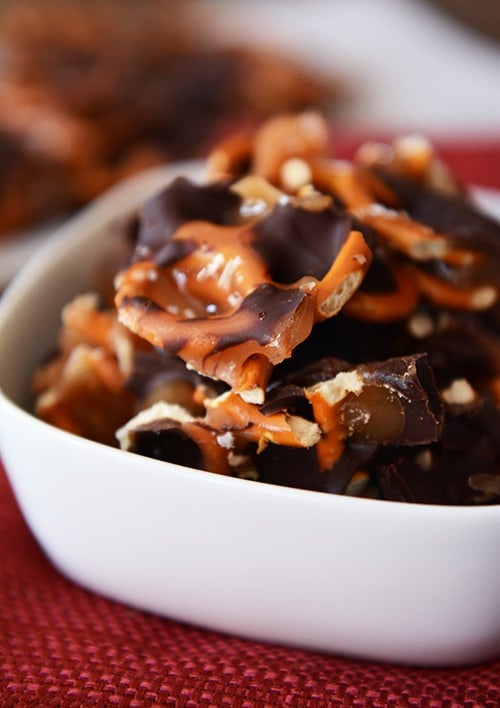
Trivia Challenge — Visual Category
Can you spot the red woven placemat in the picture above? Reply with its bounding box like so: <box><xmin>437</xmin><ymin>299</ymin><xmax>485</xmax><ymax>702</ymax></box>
<box><xmin>1</xmin><ymin>461</ymin><xmax>499</xmax><ymax>706</ymax></box>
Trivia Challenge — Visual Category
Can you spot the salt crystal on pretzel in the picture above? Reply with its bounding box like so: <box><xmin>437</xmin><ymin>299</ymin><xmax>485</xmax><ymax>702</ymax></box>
<box><xmin>116</xmin><ymin>260</ymin><xmax>315</xmax><ymax>404</ymax></box>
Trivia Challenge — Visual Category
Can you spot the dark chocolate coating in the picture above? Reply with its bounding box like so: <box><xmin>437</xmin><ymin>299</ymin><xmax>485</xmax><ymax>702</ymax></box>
<box><xmin>269</xmin><ymin>354</ymin><xmax>443</xmax><ymax>447</ymax></box>
<box><xmin>377</xmin><ymin>397</ymin><xmax>500</xmax><ymax>505</ymax></box>
<box><xmin>258</xmin><ymin>354</ymin><xmax>444</xmax><ymax>495</ymax></box>
<box><xmin>251</xmin><ymin>202</ymin><xmax>352</xmax><ymax>283</ymax></box>
<box><xmin>134</xmin><ymin>177</ymin><xmax>241</xmax><ymax>264</ymax></box>
<box><xmin>374</xmin><ymin>169</ymin><xmax>500</xmax><ymax>286</ymax></box>
<box><xmin>357</xmin><ymin>354</ymin><xmax>444</xmax><ymax>447</ymax></box>
<box><xmin>351</xmin><ymin>246</ymin><xmax>398</xmax><ymax>294</ymax></box>
<box><xmin>130</xmin><ymin>419</ymin><xmax>206</xmax><ymax>470</ymax></box>
<box><xmin>201</xmin><ymin>283</ymin><xmax>311</xmax><ymax>353</ymax></box>
<box><xmin>376</xmin><ymin>169</ymin><xmax>500</xmax><ymax>254</ymax></box>
<box><xmin>415</xmin><ymin>312</ymin><xmax>500</xmax><ymax>390</ymax></box>
<box><xmin>256</xmin><ymin>441</ymin><xmax>376</xmax><ymax>494</ymax></box>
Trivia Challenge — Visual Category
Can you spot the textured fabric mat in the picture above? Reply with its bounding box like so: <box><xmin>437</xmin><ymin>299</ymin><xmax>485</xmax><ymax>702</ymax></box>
<box><xmin>1</xmin><ymin>465</ymin><xmax>499</xmax><ymax>706</ymax></box>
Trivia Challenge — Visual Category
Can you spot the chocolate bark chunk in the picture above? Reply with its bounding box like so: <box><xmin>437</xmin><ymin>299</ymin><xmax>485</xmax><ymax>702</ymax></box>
<box><xmin>355</xmin><ymin>354</ymin><xmax>444</xmax><ymax>447</ymax></box>
<box><xmin>377</xmin><ymin>397</ymin><xmax>500</xmax><ymax>505</ymax></box>
<box><xmin>257</xmin><ymin>354</ymin><xmax>444</xmax><ymax>495</ymax></box>
<box><xmin>256</xmin><ymin>440</ymin><xmax>376</xmax><ymax>494</ymax></box>
<box><xmin>269</xmin><ymin>354</ymin><xmax>444</xmax><ymax>447</ymax></box>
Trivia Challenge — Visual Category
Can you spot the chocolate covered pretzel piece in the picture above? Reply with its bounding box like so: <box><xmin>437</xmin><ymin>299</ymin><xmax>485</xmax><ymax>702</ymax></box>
<box><xmin>115</xmin><ymin>176</ymin><xmax>371</xmax><ymax>402</ymax></box>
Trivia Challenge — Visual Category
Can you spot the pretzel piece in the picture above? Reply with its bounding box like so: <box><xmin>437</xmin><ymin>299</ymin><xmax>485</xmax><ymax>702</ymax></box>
<box><xmin>343</xmin><ymin>262</ymin><xmax>420</xmax><ymax>323</ymax></box>
<box><xmin>412</xmin><ymin>268</ymin><xmax>498</xmax><ymax>311</ymax></box>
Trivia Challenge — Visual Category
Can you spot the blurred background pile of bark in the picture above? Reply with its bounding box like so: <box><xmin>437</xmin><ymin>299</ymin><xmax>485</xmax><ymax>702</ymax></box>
<box><xmin>0</xmin><ymin>0</ymin><xmax>498</xmax><ymax>239</ymax></box>
<box><xmin>0</xmin><ymin>0</ymin><xmax>341</xmax><ymax>236</ymax></box>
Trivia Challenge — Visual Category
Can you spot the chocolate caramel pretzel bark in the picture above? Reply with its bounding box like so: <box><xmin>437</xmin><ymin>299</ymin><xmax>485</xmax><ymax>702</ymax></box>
<box><xmin>206</xmin><ymin>113</ymin><xmax>499</xmax><ymax>324</ymax></box>
<box><xmin>32</xmin><ymin>111</ymin><xmax>500</xmax><ymax>505</ymax></box>
<box><xmin>0</xmin><ymin>1</ymin><xmax>341</xmax><ymax>236</ymax></box>
<box><xmin>115</xmin><ymin>176</ymin><xmax>371</xmax><ymax>403</ymax></box>
<box><xmin>348</xmin><ymin>138</ymin><xmax>499</xmax><ymax>317</ymax></box>
<box><xmin>377</xmin><ymin>383</ymin><xmax>500</xmax><ymax>505</ymax></box>
<box><xmin>117</xmin><ymin>394</ymin><xmax>321</xmax><ymax>475</ymax></box>
<box><xmin>260</xmin><ymin>357</ymin><xmax>499</xmax><ymax>504</ymax></box>
<box><xmin>116</xmin><ymin>353</ymin><xmax>447</xmax><ymax>498</ymax></box>
<box><xmin>257</xmin><ymin>354</ymin><xmax>443</xmax><ymax>489</ymax></box>
<box><xmin>115</xmin><ymin>349</ymin><xmax>499</xmax><ymax>504</ymax></box>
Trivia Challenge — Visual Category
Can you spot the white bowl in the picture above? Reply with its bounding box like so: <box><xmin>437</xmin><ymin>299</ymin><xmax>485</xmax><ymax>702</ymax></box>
<box><xmin>0</xmin><ymin>163</ymin><xmax>499</xmax><ymax>667</ymax></box>
<box><xmin>0</xmin><ymin>219</ymin><xmax>65</xmax><ymax>289</ymax></box>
